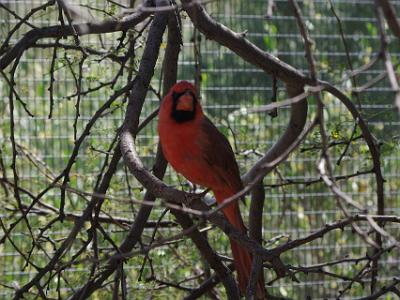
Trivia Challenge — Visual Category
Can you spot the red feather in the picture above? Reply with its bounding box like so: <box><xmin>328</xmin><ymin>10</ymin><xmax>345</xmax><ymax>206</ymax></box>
<box><xmin>158</xmin><ymin>81</ymin><xmax>265</xmax><ymax>298</ymax></box>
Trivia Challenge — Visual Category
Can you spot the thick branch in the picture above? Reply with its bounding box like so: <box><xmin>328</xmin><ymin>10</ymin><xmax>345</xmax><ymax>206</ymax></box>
<box><xmin>378</xmin><ymin>0</ymin><xmax>400</xmax><ymax>40</ymax></box>
<box><xmin>248</xmin><ymin>181</ymin><xmax>264</xmax><ymax>244</ymax></box>
<box><xmin>69</xmin><ymin>1</ymin><xmax>170</xmax><ymax>299</ymax></box>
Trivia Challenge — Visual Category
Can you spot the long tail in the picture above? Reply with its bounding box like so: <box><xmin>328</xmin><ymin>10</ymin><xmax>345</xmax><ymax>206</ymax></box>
<box><xmin>214</xmin><ymin>190</ymin><xmax>265</xmax><ymax>299</ymax></box>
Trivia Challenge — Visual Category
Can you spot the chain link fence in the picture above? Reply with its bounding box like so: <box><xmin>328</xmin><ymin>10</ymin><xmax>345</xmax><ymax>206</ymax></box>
<box><xmin>0</xmin><ymin>0</ymin><xmax>399</xmax><ymax>299</ymax></box>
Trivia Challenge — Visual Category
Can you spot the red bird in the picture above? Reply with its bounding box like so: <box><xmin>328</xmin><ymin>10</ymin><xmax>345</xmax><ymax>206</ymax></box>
<box><xmin>158</xmin><ymin>81</ymin><xmax>265</xmax><ymax>298</ymax></box>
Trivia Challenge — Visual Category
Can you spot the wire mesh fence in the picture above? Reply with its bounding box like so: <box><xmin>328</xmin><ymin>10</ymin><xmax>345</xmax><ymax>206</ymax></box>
<box><xmin>0</xmin><ymin>0</ymin><xmax>399</xmax><ymax>299</ymax></box>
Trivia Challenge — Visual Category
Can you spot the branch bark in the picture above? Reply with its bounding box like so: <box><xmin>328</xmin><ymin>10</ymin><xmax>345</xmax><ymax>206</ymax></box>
<box><xmin>378</xmin><ymin>0</ymin><xmax>400</xmax><ymax>40</ymax></box>
<box><xmin>69</xmin><ymin>1</ymin><xmax>170</xmax><ymax>299</ymax></box>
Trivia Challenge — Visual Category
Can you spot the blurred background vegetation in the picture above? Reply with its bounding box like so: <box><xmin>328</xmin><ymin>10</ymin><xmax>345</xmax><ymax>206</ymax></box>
<box><xmin>0</xmin><ymin>0</ymin><xmax>399</xmax><ymax>299</ymax></box>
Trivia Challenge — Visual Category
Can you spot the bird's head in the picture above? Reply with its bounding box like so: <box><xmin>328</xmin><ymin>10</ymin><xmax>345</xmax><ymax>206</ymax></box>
<box><xmin>163</xmin><ymin>81</ymin><xmax>201</xmax><ymax>123</ymax></box>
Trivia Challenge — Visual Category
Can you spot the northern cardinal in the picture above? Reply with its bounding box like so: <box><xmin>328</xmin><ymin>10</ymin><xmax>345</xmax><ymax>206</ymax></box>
<box><xmin>158</xmin><ymin>81</ymin><xmax>265</xmax><ymax>298</ymax></box>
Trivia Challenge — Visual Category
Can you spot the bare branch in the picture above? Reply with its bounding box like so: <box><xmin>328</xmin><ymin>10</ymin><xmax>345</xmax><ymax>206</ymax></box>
<box><xmin>0</xmin><ymin>2</ymin><xmax>153</xmax><ymax>71</ymax></box>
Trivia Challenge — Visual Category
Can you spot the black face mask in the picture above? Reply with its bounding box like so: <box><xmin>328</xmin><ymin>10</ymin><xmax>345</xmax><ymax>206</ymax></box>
<box><xmin>171</xmin><ymin>90</ymin><xmax>197</xmax><ymax>123</ymax></box>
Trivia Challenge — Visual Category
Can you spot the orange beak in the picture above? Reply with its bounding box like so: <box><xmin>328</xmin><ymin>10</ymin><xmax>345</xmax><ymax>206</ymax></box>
<box><xmin>176</xmin><ymin>92</ymin><xmax>194</xmax><ymax>111</ymax></box>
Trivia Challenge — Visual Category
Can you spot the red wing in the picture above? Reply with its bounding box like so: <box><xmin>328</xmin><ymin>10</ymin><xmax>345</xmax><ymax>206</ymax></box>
<box><xmin>199</xmin><ymin>117</ymin><xmax>243</xmax><ymax>192</ymax></box>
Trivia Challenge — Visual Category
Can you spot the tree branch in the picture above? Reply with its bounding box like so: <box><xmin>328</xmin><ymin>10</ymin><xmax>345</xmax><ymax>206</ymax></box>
<box><xmin>69</xmin><ymin>2</ymin><xmax>175</xmax><ymax>298</ymax></box>
<box><xmin>377</xmin><ymin>0</ymin><xmax>400</xmax><ymax>41</ymax></box>
<box><xmin>0</xmin><ymin>1</ymin><xmax>153</xmax><ymax>71</ymax></box>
